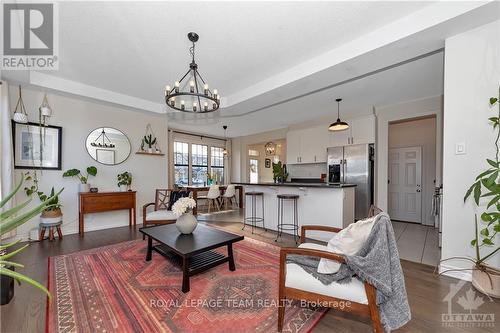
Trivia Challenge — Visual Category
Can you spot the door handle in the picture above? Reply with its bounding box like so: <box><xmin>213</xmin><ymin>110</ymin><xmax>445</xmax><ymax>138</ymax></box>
<box><xmin>416</xmin><ymin>189</ymin><xmax>421</xmax><ymax>193</ymax></box>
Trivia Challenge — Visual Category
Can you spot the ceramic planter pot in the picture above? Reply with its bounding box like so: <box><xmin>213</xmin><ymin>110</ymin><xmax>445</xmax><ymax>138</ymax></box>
<box><xmin>472</xmin><ymin>264</ymin><xmax>500</xmax><ymax>298</ymax></box>
<box><xmin>12</xmin><ymin>112</ymin><xmax>28</xmax><ymax>123</ymax></box>
<box><xmin>79</xmin><ymin>183</ymin><xmax>90</xmax><ymax>193</ymax></box>
<box><xmin>175</xmin><ymin>212</ymin><xmax>198</xmax><ymax>234</ymax></box>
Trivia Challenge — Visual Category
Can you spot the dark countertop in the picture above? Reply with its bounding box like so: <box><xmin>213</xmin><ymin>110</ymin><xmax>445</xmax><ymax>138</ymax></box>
<box><xmin>232</xmin><ymin>182</ymin><xmax>356</xmax><ymax>188</ymax></box>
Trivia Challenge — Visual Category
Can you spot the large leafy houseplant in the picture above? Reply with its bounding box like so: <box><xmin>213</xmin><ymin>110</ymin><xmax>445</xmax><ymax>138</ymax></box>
<box><xmin>24</xmin><ymin>171</ymin><xmax>62</xmax><ymax>217</ymax></box>
<box><xmin>440</xmin><ymin>88</ymin><xmax>500</xmax><ymax>291</ymax></box>
<box><xmin>0</xmin><ymin>175</ymin><xmax>63</xmax><ymax>297</ymax></box>
<box><xmin>62</xmin><ymin>166</ymin><xmax>97</xmax><ymax>184</ymax></box>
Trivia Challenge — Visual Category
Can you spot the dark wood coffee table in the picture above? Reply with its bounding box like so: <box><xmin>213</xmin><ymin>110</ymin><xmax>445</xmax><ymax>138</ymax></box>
<box><xmin>139</xmin><ymin>224</ymin><xmax>244</xmax><ymax>292</ymax></box>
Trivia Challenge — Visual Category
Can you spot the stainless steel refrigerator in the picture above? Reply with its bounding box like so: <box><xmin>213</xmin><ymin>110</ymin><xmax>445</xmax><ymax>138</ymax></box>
<box><xmin>327</xmin><ymin>144</ymin><xmax>374</xmax><ymax>220</ymax></box>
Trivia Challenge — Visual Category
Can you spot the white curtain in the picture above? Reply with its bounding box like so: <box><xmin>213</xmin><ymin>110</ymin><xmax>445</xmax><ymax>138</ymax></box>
<box><xmin>0</xmin><ymin>80</ymin><xmax>16</xmax><ymax>238</ymax></box>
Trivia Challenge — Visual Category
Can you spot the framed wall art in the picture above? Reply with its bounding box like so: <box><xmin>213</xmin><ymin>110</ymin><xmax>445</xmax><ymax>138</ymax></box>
<box><xmin>12</xmin><ymin>121</ymin><xmax>62</xmax><ymax>170</ymax></box>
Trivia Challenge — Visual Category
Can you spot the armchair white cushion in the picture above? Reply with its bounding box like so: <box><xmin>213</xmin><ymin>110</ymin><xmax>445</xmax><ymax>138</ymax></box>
<box><xmin>285</xmin><ymin>261</ymin><xmax>368</xmax><ymax>304</ymax></box>
<box><xmin>145</xmin><ymin>210</ymin><xmax>177</xmax><ymax>221</ymax></box>
<box><xmin>318</xmin><ymin>215</ymin><xmax>377</xmax><ymax>274</ymax></box>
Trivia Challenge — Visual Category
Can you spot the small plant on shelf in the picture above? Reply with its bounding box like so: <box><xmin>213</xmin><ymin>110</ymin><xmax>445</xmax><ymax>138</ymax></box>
<box><xmin>143</xmin><ymin>134</ymin><xmax>157</xmax><ymax>153</ymax></box>
<box><xmin>117</xmin><ymin>171</ymin><xmax>132</xmax><ymax>191</ymax></box>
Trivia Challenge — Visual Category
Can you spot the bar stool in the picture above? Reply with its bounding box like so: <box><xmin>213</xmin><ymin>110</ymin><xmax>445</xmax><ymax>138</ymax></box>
<box><xmin>243</xmin><ymin>192</ymin><xmax>265</xmax><ymax>233</ymax></box>
<box><xmin>275</xmin><ymin>194</ymin><xmax>299</xmax><ymax>244</ymax></box>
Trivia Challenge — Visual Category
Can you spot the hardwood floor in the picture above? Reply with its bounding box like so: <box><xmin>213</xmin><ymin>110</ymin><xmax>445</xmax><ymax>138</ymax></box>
<box><xmin>1</xmin><ymin>210</ymin><xmax>499</xmax><ymax>333</ymax></box>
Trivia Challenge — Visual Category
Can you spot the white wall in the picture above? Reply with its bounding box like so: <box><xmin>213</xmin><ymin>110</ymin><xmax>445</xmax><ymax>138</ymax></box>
<box><xmin>247</xmin><ymin>140</ymin><xmax>286</xmax><ymax>182</ymax></box>
<box><xmin>8</xmin><ymin>85</ymin><xmax>168</xmax><ymax>239</ymax></box>
<box><xmin>375</xmin><ymin>95</ymin><xmax>443</xmax><ymax>213</ymax></box>
<box><xmin>287</xmin><ymin>163</ymin><xmax>327</xmax><ymax>179</ymax></box>
<box><xmin>389</xmin><ymin>117</ymin><xmax>436</xmax><ymax>225</ymax></box>
<box><xmin>231</xmin><ymin>128</ymin><xmax>288</xmax><ymax>182</ymax></box>
<box><xmin>441</xmin><ymin>20</ymin><xmax>500</xmax><ymax>279</ymax></box>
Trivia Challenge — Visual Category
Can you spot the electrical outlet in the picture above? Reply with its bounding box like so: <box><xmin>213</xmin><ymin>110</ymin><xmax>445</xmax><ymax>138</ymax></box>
<box><xmin>455</xmin><ymin>142</ymin><xmax>466</xmax><ymax>155</ymax></box>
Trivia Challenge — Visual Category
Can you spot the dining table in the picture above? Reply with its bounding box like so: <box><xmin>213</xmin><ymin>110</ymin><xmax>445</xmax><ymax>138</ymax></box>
<box><xmin>185</xmin><ymin>184</ymin><xmax>244</xmax><ymax>215</ymax></box>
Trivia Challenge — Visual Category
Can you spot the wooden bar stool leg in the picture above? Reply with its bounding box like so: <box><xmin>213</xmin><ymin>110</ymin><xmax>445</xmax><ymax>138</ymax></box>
<box><xmin>56</xmin><ymin>226</ymin><xmax>63</xmax><ymax>239</ymax></box>
<box><xmin>39</xmin><ymin>227</ymin><xmax>46</xmax><ymax>241</ymax></box>
<box><xmin>48</xmin><ymin>227</ymin><xmax>55</xmax><ymax>241</ymax></box>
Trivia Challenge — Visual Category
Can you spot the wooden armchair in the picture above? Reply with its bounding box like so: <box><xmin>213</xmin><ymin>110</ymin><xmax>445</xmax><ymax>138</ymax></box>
<box><xmin>142</xmin><ymin>189</ymin><xmax>189</xmax><ymax>238</ymax></box>
<box><xmin>278</xmin><ymin>225</ymin><xmax>382</xmax><ymax>333</ymax></box>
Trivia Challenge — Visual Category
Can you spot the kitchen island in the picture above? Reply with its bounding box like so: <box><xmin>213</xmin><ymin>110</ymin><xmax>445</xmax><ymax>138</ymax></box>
<box><xmin>233</xmin><ymin>182</ymin><xmax>355</xmax><ymax>242</ymax></box>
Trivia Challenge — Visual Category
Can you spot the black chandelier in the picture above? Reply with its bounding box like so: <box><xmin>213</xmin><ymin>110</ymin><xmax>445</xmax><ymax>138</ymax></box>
<box><xmin>164</xmin><ymin>32</ymin><xmax>220</xmax><ymax>113</ymax></box>
<box><xmin>91</xmin><ymin>128</ymin><xmax>115</xmax><ymax>148</ymax></box>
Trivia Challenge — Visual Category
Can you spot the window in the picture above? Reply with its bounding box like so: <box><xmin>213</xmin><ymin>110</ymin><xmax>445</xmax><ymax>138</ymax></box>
<box><xmin>211</xmin><ymin>147</ymin><xmax>225</xmax><ymax>184</ymax></box>
<box><xmin>172</xmin><ymin>138</ymin><xmax>226</xmax><ymax>186</ymax></box>
<box><xmin>191</xmin><ymin>144</ymin><xmax>208</xmax><ymax>186</ymax></box>
<box><xmin>174</xmin><ymin>142</ymin><xmax>189</xmax><ymax>185</ymax></box>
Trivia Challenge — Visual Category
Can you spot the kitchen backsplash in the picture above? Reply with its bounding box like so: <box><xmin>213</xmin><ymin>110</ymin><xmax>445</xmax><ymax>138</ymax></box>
<box><xmin>287</xmin><ymin>163</ymin><xmax>327</xmax><ymax>179</ymax></box>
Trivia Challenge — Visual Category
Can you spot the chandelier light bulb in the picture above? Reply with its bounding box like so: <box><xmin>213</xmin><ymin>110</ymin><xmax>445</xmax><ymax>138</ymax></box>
<box><xmin>189</xmin><ymin>80</ymin><xmax>195</xmax><ymax>93</ymax></box>
<box><xmin>165</xmin><ymin>85</ymin><xmax>171</xmax><ymax>96</ymax></box>
<box><xmin>193</xmin><ymin>102</ymin><xmax>197</xmax><ymax>111</ymax></box>
<box><xmin>181</xmin><ymin>100</ymin><xmax>185</xmax><ymax>110</ymax></box>
<box><xmin>174</xmin><ymin>81</ymin><xmax>180</xmax><ymax>93</ymax></box>
<box><xmin>204</xmin><ymin>102</ymin><xmax>208</xmax><ymax>111</ymax></box>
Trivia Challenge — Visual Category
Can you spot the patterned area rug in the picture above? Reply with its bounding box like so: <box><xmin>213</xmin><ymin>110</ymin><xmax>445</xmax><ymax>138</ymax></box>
<box><xmin>47</xmin><ymin>236</ymin><xmax>327</xmax><ymax>333</ymax></box>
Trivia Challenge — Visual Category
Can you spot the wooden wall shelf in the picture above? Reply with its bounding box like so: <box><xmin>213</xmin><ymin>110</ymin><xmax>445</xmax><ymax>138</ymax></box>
<box><xmin>135</xmin><ymin>151</ymin><xmax>165</xmax><ymax>156</ymax></box>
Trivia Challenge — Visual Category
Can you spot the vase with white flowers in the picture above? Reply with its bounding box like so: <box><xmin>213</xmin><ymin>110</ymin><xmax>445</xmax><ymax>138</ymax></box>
<box><xmin>172</xmin><ymin>197</ymin><xmax>197</xmax><ymax>234</ymax></box>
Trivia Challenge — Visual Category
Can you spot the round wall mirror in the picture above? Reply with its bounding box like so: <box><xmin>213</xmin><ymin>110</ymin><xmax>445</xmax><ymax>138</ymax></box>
<box><xmin>85</xmin><ymin>127</ymin><xmax>131</xmax><ymax>165</ymax></box>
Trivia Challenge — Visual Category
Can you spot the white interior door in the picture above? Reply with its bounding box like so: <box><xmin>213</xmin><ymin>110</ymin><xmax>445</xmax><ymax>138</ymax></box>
<box><xmin>388</xmin><ymin>147</ymin><xmax>422</xmax><ymax>223</ymax></box>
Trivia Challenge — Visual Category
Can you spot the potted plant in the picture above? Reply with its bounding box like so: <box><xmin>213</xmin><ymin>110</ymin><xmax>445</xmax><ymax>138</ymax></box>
<box><xmin>143</xmin><ymin>134</ymin><xmax>157</xmax><ymax>153</ymax></box>
<box><xmin>62</xmin><ymin>166</ymin><xmax>97</xmax><ymax>192</ymax></box>
<box><xmin>172</xmin><ymin>197</ymin><xmax>197</xmax><ymax>234</ymax></box>
<box><xmin>117</xmin><ymin>171</ymin><xmax>132</xmax><ymax>191</ymax></box>
<box><xmin>1</xmin><ymin>175</ymin><xmax>63</xmax><ymax>304</ymax></box>
<box><xmin>24</xmin><ymin>172</ymin><xmax>63</xmax><ymax>222</ymax></box>
<box><xmin>207</xmin><ymin>172</ymin><xmax>214</xmax><ymax>185</ymax></box>
<box><xmin>272</xmin><ymin>161</ymin><xmax>289</xmax><ymax>183</ymax></box>
<box><xmin>441</xmin><ymin>88</ymin><xmax>500</xmax><ymax>298</ymax></box>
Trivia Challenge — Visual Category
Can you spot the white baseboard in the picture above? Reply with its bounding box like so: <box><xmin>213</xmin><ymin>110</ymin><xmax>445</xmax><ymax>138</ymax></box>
<box><xmin>439</xmin><ymin>263</ymin><xmax>472</xmax><ymax>281</ymax></box>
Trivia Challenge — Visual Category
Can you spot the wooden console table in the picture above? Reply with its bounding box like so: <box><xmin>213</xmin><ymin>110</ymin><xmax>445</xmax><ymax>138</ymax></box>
<box><xmin>79</xmin><ymin>191</ymin><xmax>136</xmax><ymax>236</ymax></box>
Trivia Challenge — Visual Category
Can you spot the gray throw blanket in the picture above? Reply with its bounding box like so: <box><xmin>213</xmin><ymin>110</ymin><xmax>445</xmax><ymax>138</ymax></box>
<box><xmin>287</xmin><ymin>213</ymin><xmax>411</xmax><ymax>332</ymax></box>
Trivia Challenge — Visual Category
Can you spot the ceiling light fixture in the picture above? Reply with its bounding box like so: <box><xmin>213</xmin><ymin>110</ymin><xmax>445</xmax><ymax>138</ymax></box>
<box><xmin>328</xmin><ymin>98</ymin><xmax>349</xmax><ymax>131</ymax></box>
<box><xmin>223</xmin><ymin>125</ymin><xmax>228</xmax><ymax>156</ymax></box>
<box><xmin>164</xmin><ymin>32</ymin><xmax>220</xmax><ymax>113</ymax></box>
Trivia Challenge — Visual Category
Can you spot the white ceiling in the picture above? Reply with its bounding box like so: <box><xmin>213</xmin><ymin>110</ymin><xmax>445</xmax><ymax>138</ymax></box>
<box><xmin>53</xmin><ymin>1</ymin><xmax>432</xmax><ymax>100</ymax></box>
<box><xmin>2</xmin><ymin>1</ymin><xmax>499</xmax><ymax>138</ymax></box>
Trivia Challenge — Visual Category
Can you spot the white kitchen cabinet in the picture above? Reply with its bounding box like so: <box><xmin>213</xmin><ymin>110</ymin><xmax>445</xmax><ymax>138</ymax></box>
<box><xmin>286</xmin><ymin>129</ymin><xmax>302</xmax><ymax>164</ymax></box>
<box><xmin>350</xmin><ymin>115</ymin><xmax>375</xmax><ymax>145</ymax></box>
<box><xmin>287</xmin><ymin>126</ymin><xmax>329</xmax><ymax>164</ymax></box>
<box><xmin>286</xmin><ymin>116</ymin><xmax>374</xmax><ymax>164</ymax></box>
<box><xmin>329</xmin><ymin>115</ymin><xmax>375</xmax><ymax>147</ymax></box>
